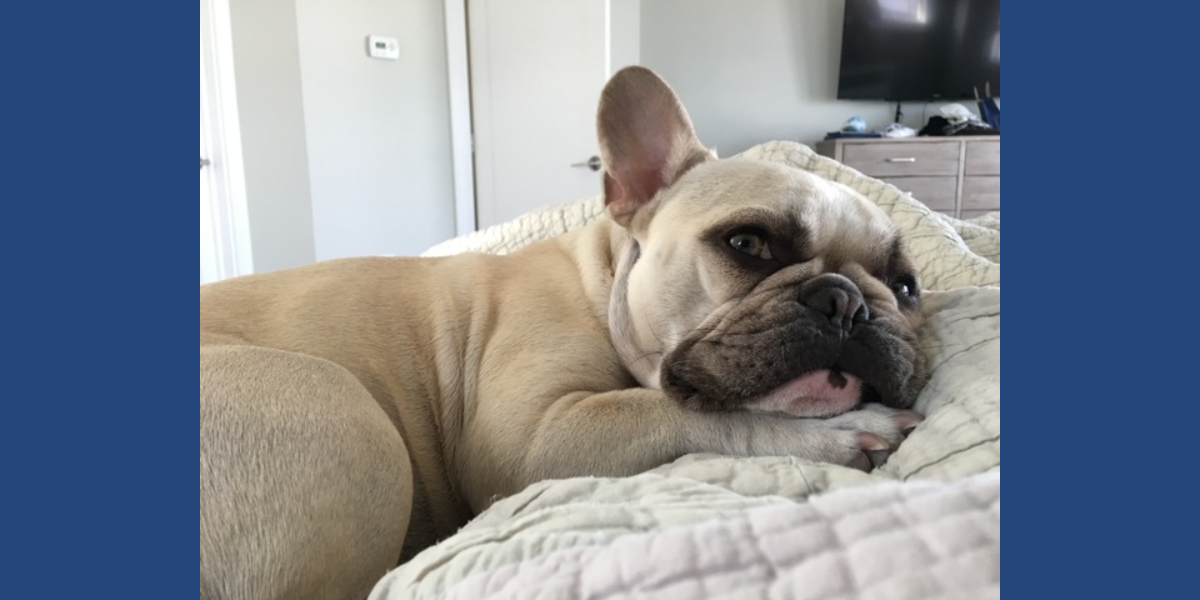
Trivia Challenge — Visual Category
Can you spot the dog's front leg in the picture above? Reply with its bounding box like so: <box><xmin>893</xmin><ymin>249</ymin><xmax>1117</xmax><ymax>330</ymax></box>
<box><xmin>519</xmin><ymin>389</ymin><xmax>921</xmax><ymax>488</ymax></box>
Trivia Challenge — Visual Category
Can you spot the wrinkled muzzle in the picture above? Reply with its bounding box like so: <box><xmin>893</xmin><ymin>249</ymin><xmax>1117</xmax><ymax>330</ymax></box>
<box><xmin>661</xmin><ymin>273</ymin><xmax>924</xmax><ymax>416</ymax></box>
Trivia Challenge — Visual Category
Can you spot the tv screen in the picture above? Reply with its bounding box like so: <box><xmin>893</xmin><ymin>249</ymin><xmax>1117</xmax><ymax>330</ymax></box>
<box><xmin>836</xmin><ymin>0</ymin><xmax>1000</xmax><ymax>101</ymax></box>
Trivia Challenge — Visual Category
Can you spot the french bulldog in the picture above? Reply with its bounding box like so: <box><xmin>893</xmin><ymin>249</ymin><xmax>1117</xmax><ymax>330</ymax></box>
<box><xmin>200</xmin><ymin>66</ymin><xmax>927</xmax><ymax>600</ymax></box>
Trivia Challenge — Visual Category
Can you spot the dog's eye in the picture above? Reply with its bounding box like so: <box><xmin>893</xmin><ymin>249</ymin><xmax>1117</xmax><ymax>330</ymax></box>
<box><xmin>890</xmin><ymin>275</ymin><xmax>919</xmax><ymax>299</ymax></box>
<box><xmin>728</xmin><ymin>232</ymin><xmax>773</xmax><ymax>259</ymax></box>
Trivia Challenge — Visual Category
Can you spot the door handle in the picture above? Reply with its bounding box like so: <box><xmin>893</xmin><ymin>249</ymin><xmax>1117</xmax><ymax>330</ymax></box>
<box><xmin>201</xmin><ymin>157</ymin><xmax>211</xmax><ymax>169</ymax></box>
<box><xmin>571</xmin><ymin>156</ymin><xmax>602</xmax><ymax>172</ymax></box>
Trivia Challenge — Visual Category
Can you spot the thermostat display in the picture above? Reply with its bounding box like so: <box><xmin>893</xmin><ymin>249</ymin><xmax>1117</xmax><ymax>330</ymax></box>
<box><xmin>367</xmin><ymin>35</ymin><xmax>399</xmax><ymax>60</ymax></box>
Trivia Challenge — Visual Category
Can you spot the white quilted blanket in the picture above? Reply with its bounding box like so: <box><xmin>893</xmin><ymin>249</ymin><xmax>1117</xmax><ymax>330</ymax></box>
<box><xmin>375</xmin><ymin>141</ymin><xmax>1000</xmax><ymax>599</ymax></box>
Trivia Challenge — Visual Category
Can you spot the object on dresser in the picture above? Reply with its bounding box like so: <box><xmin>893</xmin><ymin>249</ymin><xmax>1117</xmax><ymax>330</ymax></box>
<box><xmin>920</xmin><ymin>103</ymin><xmax>998</xmax><ymax>137</ymax></box>
<box><xmin>975</xmin><ymin>83</ymin><xmax>1000</xmax><ymax>132</ymax></box>
<box><xmin>825</xmin><ymin>117</ymin><xmax>917</xmax><ymax>141</ymax></box>
<box><xmin>823</xmin><ymin>131</ymin><xmax>882</xmax><ymax>140</ymax></box>
<box><xmin>879</xmin><ymin>123</ymin><xmax>917</xmax><ymax>139</ymax></box>
<box><xmin>842</xmin><ymin>116</ymin><xmax>867</xmax><ymax>132</ymax></box>
<box><xmin>823</xmin><ymin>115</ymin><xmax>884</xmax><ymax>140</ymax></box>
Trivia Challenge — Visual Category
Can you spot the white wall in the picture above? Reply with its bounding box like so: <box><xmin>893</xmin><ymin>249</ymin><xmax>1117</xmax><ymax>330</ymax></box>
<box><xmin>295</xmin><ymin>0</ymin><xmax>456</xmax><ymax>261</ymax></box>
<box><xmin>610</xmin><ymin>0</ymin><xmax>641</xmax><ymax>72</ymax></box>
<box><xmin>225</xmin><ymin>0</ymin><xmax>457</xmax><ymax>273</ymax></box>
<box><xmin>224</xmin><ymin>0</ymin><xmax>983</xmax><ymax>269</ymax></box>
<box><xmin>228</xmin><ymin>0</ymin><xmax>317</xmax><ymax>273</ymax></box>
<box><xmin>639</xmin><ymin>0</ymin><xmax>948</xmax><ymax>155</ymax></box>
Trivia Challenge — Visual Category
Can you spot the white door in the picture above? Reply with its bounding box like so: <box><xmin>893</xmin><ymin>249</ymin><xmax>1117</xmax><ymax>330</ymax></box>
<box><xmin>200</xmin><ymin>0</ymin><xmax>220</xmax><ymax>284</ymax></box>
<box><xmin>200</xmin><ymin>0</ymin><xmax>253</xmax><ymax>284</ymax></box>
<box><xmin>201</xmin><ymin>123</ymin><xmax>218</xmax><ymax>284</ymax></box>
<box><xmin>467</xmin><ymin>0</ymin><xmax>611</xmax><ymax>229</ymax></box>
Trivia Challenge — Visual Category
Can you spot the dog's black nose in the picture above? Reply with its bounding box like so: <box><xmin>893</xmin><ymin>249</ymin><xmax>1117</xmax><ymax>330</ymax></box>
<box><xmin>799</xmin><ymin>274</ymin><xmax>869</xmax><ymax>334</ymax></box>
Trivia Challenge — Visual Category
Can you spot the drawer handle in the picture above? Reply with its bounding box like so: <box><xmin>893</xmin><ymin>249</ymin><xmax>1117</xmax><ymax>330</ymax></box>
<box><xmin>886</xmin><ymin>157</ymin><xmax>917</xmax><ymax>163</ymax></box>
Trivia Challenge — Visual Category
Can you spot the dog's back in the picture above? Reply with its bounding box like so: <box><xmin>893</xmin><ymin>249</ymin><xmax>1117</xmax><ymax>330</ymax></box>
<box><xmin>199</xmin><ymin>226</ymin><xmax>632</xmax><ymax>599</ymax></box>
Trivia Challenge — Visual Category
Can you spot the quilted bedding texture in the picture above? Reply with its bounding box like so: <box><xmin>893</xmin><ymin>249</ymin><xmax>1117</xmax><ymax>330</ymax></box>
<box><xmin>374</xmin><ymin>141</ymin><xmax>1000</xmax><ymax>599</ymax></box>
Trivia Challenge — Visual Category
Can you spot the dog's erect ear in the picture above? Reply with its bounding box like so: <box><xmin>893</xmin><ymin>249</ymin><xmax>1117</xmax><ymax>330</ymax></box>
<box><xmin>597</xmin><ymin>66</ymin><xmax>712</xmax><ymax>227</ymax></box>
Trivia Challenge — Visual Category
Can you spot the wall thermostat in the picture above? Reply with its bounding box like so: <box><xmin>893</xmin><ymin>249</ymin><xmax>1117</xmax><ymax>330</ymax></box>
<box><xmin>367</xmin><ymin>35</ymin><xmax>399</xmax><ymax>60</ymax></box>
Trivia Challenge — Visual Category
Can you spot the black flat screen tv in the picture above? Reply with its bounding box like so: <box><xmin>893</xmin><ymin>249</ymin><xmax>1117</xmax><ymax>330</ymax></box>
<box><xmin>836</xmin><ymin>0</ymin><xmax>1000</xmax><ymax>101</ymax></box>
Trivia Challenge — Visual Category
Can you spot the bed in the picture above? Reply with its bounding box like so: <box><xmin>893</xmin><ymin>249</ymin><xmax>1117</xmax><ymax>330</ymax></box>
<box><xmin>369</xmin><ymin>141</ymin><xmax>1000</xmax><ymax>599</ymax></box>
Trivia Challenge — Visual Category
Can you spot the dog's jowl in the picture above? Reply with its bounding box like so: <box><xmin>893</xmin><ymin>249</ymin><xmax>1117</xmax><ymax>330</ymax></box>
<box><xmin>199</xmin><ymin>66</ymin><xmax>927</xmax><ymax>600</ymax></box>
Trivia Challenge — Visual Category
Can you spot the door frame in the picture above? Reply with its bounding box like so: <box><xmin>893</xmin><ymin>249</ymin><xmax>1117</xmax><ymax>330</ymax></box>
<box><xmin>201</xmin><ymin>0</ymin><xmax>254</xmax><ymax>280</ymax></box>
<box><xmin>443</xmin><ymin>0</ymin><xmax>620</xmax><ymax>234</ymax></box>
<box><xmin>443</xmin><ymin>0</ymin><xmax>478</xmax><ymax>236</ymax></box>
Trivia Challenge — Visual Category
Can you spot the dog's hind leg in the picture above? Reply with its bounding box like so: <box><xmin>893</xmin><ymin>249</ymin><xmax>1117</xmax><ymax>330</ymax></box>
<box><xmin>200</xmin><ymin>346</ymin><xmax>413</xmax><ymax>600</ymax></box>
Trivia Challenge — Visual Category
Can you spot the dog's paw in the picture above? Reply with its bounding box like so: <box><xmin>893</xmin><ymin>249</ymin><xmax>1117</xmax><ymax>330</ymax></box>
<box><xmin>820</xmin><ymin>404</ymin><xmax>923</xmax><ymax>471</ymax></box>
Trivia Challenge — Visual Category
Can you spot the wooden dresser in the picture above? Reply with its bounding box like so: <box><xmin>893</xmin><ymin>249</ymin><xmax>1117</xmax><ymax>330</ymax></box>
<box><xmin>815</xmin><ymin>136</ymin><xmax>999</xmax><ymax>219</ymax></box>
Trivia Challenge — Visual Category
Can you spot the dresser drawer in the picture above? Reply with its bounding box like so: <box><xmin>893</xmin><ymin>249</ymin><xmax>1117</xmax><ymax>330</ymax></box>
<box><xmin>963</xmin><ymin>176</ymin><xmax>1000</xmax><ymax>210</ymax></box>
<box><xmin>879</xmin><ymin>176</ymin><xmax>958</xmax><ymax>211</ymax></box>
<box><xmin>841</xmin><ymin>142</ymin><xmax>960</xmax><ymax>177</ymax></box>
<box><xmin>965</xmin><ymin>141</ymin><xmax>1000</xmax><ymax>175</ymax></box>
<box><xmin>960</xmin><ymin>209</ymin><xmax>998</xmax><ymax>220</ymax></box>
